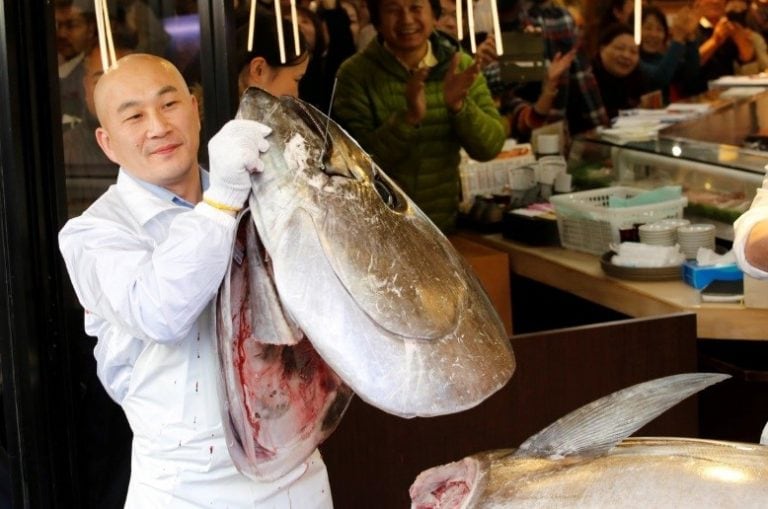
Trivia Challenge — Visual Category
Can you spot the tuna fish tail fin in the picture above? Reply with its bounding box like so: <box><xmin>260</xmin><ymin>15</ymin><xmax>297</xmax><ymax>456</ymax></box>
<box><xmin>761</xmin><ymin>421</ymin><xmax>768</xmax><ymax>446</ymax></box>
<box><xmin>514</xmin><ymin>372</ymin><xmax>730</xmax><ymax>459</ymax></box>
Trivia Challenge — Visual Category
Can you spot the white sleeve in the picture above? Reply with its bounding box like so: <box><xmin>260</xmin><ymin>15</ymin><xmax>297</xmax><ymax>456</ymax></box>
<box><xmin>59</xmin><ymin>203</ymin><xmax>236</xmax><ymax>343</ymax></box>
<box><xmin>733</xmin><ymin>177</ymin><xmax>768</xmax><ymax>279</ymax></box>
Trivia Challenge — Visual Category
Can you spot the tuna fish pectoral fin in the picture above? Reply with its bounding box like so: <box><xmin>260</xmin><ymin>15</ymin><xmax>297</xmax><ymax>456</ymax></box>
<box><xmin>245</xmin><ymin>210</ymin><xmax>303</xmax><ymax>345</ymax></box>
<box><xmin>514</xmin><ymin>373</ymin><xmax>731</xmax><ymax>459</ymax></box>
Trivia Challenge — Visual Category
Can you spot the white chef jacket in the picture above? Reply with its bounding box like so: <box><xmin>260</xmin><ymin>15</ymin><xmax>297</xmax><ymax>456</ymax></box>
<box><xmin>58</xmin><ymin>169</ymin><xmax>333</xmax><ymax>508</ymax></box>
<box><xmin>734</xmin><ymin>174</ymin><xmax>768</xmax><ymax>279</ymax></box>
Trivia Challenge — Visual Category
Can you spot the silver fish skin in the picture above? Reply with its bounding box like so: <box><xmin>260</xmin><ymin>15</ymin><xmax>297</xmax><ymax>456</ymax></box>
<box><xmin>413</xmin><ymin>438</ymin><xmax>768</xmax><ymax>509</ymax></box>
<box><xmin>236</xmin><ymin>87</ymin><xmax>515</xmax><ymax>418</ymax></box>
<box><xmin>215</xmin><ymin>212</ymin><xmax>353</xmax><ymax>482</ymax></box>
<box><xmin>409</xmin><ymin>373</ymin><xmax>768</xmax><ymax>508</ymax></box>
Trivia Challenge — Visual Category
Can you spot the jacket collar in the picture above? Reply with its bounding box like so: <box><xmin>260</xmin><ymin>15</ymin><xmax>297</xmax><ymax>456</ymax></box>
<box><xmin>367</xmin><ymin>31</ymin><xmax>460</xmax><ymax>78</ymax></box>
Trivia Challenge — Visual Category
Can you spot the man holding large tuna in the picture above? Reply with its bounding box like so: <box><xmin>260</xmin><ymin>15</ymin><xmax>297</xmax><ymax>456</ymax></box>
<box><xmin>58</xmin><ymin>53</ymin><xmax>333</xmax><ymax>508</ymax></box>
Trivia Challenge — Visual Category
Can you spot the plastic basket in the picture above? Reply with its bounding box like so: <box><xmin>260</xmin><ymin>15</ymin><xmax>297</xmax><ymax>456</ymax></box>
<box><xmin>459</xmin><ymin>144</ymin><xmax>536</xmax><ymax>203</ymax></box>
<box><xmin>549</xmin><ymin>186</ymin><xmax>688</xmax><ymax>255</ymax></box>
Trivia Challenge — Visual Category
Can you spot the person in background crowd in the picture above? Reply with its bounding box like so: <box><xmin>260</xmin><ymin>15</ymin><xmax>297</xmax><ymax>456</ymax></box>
<box><xmin>295</xmin><ymin>6</ymin><xmax>333</xmax><ymax>110</ymax></box>
<box><xmin>436</xmin><ymin>0</ymin><xmax>458</xmax><ymax>36</ymax></box>
<box><xmin>583</xmin><ymin>0</ymin><xmax>634</xmax><ymax>58</ymax></box>
<box><xmin>435</xmin><ymin>0</ymin><xmax>504</xmax><ymax>97</ymax></box>
<box><xmin>333</xmin><ymin>0</ymin><xmax>505</xmax><ymax>232</ymax></box>
<box><xmin>748</xmin><ymin>0</ymin><xmax>768</xmax><ymax>44</ymax></box>
<box><xmin>63</xmin><ymin>46</ymin><xmax>133</xmax><ymax>217</ymax></box>
<box><xmin>726</xmin><ymin>0</ymin><xmax>768</xmax><ymax>72</ymax></box>
<box><xmin>340</xmin><ymin>0</ymin><xmax>362</xmax><ymax>44</ymax></box>
<box><xmin>519</xmin><ymin>0</ymin><xmax>610</xmax><ymax>135</ymax></box>
<box><xmin>501</xmin><ymin>48</ymin><xmax>577</xmax><ymax>140</ymax></box>
<box><xmin>350</xmin><ymin>0</ymin><xmax>377</xmax><ymax>50</ymax></box>
<box><xmin>55</xmin><ymin>0</ymin><xmax>98</xmax><ymax>126</ymax></box>
<box><xmin>295</xmin><ymin>0</ymin><xmax>357</xmax><ymax>112</ymax></box>
<box><xmin>690</xmin><ymin>0</ymin><xmax>755</xmax><ymax>94</ymax></box>
<box><xmin>592</xmin><ymin>22</ymin><xmax>646</xmax><ymax>119</ymax></box>
<box><xmin>639</xmin><ymin>5</ymin><xmax>701</xmax><ymax>102</ymax></box>
<box><xmin>59</xmin><ymin>53</ymin><xmax>333</xmax><ymax>507</ymax></box>
<box><xmin>556</xmin><ymin>0</ymin><xmax>585</xmax><ymax>28</ymax></box>
<box><xmin>115</xmin><ymin>0</ymin><xmax>172</xmax><ymax>57</ymax></box>
<box><xmin>434</xmin><ymin>0</ymin><xmax>579</xmax><ymax>139</ymax></box>
<box><xmin>236</xmin><ymin>11</ymin><xmax>310</xmax><ymax>100</ymax></box>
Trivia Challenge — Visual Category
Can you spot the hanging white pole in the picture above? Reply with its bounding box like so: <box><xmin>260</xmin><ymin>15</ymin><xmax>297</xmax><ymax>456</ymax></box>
<box><xmin>290</xmin><ymin>0</ymin><xmax>300</xmax><ymax>56</ymax></box>
<box><xmin>102</xmin><ymin>0</ymin><xmax>116</xmax><ymax>65</ymax></box>
<box><xmin>94</xmin><ymin>0</ymin><xmax>109</xmax><ymax>71</ymax></box>
<box><xmin>490</xmin><ymin>0</ymin><xmax>503</xmax><ymax>55</ymax></box>
<box><xmin>634</xmin><ymin>0</ymin><xmax>641</xmax><ymax>45</ymax></box>
<box><xmin>274</xmin><ymin>0</ymin><xmax>287</xmax><ymax>63</ymax></box>
<box><xmin>248</xmin><ymin>0</ymin><xmax>257</xmax><ymax>51</ymax></box>
<box><xmin>467</xmin><ymin>0</ymin><xmax>476</xmax><ymax>54</ymax></box>
<box><xmin>457</xmin><ymin>0</ymin><xmax>463</xmax><ymax>42</ymax></box>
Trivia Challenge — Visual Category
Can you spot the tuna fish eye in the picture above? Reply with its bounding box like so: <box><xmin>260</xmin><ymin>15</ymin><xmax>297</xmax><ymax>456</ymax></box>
<box><xmin>373</xmin><ymin>173</ymin><xmax>401</xmax><ymax>210</ymax></box>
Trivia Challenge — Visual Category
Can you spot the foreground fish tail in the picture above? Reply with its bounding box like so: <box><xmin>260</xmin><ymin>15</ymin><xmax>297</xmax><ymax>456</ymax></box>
<box><xmin>515</xmin><ymin>372</ymin><xmax>731</xmax><ymax>458</ymax></box>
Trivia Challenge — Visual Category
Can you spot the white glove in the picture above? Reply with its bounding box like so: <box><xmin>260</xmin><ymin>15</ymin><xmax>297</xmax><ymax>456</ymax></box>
<box><xmin>204</xmin><ymin>119</ymin><xmax>272</xmax><ymax>211</ymax></box>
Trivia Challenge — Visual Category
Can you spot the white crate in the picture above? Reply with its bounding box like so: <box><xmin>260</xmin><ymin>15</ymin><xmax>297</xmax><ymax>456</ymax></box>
<box><xmin>459</xmin><ymin>144</ymin><xmax>536</xmax><ymax>203</ymax></box>
<box><xmin>549</xmin><ymin>186</ymin><xmax>688</xmax><ymax>255</ymax></box>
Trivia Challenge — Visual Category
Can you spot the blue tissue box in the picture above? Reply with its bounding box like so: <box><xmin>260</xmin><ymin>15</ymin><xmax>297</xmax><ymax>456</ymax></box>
<box><xmin>682</xmin><ymin>261</ymin><xmax>743</xmax><ymax>289</ymax></box>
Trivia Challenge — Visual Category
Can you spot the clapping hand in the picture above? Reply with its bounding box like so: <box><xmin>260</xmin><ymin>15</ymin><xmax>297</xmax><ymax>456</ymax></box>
<box><xmin>474</xmin><ymin>37</ymin><xmax>498</xmax><ymax>70</ymax></box>
<box><xmin>404</xmin><ymin>67</ymin><xmax>430</xmax><ymax>126</ymax></box>
<box><xmin>444</xmin><ymin>53</ymin><xmax>479</xmax><ymax>113</ymax></box>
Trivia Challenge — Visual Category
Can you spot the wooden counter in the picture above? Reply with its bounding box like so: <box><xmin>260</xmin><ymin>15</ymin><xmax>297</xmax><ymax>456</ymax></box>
<box><xmin>463</xmin><ymin>233</ymin><xmax>768</xmax><ymax>341</ymax></box>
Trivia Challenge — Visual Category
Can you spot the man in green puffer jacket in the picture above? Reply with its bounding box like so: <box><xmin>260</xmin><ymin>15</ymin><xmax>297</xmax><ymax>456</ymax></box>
<box><xmin>333</xmin><ymin>0</ymin><xmax>506</xmax><ymax>233</ymax></box>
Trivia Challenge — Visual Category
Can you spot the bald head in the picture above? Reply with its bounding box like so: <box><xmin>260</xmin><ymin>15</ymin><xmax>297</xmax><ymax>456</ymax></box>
<box><xmin>93</xmin><ymin>53</ymin><xmax>190</xmax><ymax>126</ymax></box>
<box><xmin>92</xmin><ymin>53</ymin><xmax>201</xmax><ymax>197</ymax></box>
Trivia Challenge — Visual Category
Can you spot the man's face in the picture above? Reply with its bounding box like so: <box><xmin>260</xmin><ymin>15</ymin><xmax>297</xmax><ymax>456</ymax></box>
<box><xmin>376</xmin><ymin>0</ymin><xmax>435</xmax><ymax>56</ymax></box>
<box><xmin>94</xmin><ymin>55</ymin><xmax>201</xmax><ymax>189</ymax></box>
<box><xmin>55</xmin><ymin>6</ymin><xmax>95</xmax><ymax>61</ymax></box>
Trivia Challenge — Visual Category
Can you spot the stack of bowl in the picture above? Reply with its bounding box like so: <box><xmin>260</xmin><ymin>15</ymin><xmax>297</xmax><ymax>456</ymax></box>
<box><xmin>638</xmin><ymin>222</ymin><xmax>678</xmax><ymax>246</ymax></box>
<box><xmin>677</xmin><ymin>223</ymin><xmax>716</xmax><ymax>259</ymax></box>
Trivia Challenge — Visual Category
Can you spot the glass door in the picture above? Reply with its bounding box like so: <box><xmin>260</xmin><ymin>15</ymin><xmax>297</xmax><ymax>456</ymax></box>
<box><xmin>0</xmin><ymin>1</ymin><xmax>241</xmax><ymax>506</ymax></box>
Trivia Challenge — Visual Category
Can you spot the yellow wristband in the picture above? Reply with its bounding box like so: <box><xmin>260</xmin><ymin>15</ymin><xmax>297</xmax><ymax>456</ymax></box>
<box><xmin>203</xmin><ymin>197</ymin><xmax>241</xmax><ymax>212</ymax></box>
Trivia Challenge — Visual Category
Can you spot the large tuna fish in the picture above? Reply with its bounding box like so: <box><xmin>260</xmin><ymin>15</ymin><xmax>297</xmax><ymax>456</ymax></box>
<box><xmin>409</xmin><ymin>373</ymin><xmax>768</xmax><ymax>508</ymax></box>
<box><xmin>237</xmin><ymin>87</ymin><xmax>515</xmax><ymax>418</ymax></box>
<box><xmin>215</xmin><ymin>88</ymin><xmax>515</xmax><ymax>481</ymax></box>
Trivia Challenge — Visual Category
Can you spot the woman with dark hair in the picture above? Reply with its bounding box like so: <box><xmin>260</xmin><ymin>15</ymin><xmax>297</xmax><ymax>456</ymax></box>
<box><xmin>639</xmin><ymin>5</ymin><xmax>700</xmax><ymax>101</ymax></box>
<box><xmin>236</xmin><ymin>10</ymin><xmax>310</xmax><ymax>98</ymax></box>
<box><xmin>592</xmin><ymin>22</ymin><xmax>646</xmax><ymax>119</ymax></box>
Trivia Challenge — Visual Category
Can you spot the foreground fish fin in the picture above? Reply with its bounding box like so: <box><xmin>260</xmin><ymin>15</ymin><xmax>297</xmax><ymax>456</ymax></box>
<box><xmin>761</xmin><ymin>421</ymin><xmax>768</xmax><ymax>445</ymax></box>
<box><xmin>515</xmin><ymin>373</ymin><xmax>730</xmax><ymax>458</ymax></box>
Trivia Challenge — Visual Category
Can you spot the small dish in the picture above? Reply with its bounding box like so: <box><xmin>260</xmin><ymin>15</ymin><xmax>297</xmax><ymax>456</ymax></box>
<box><xmin>600</xmin><ymin>251</ymin><xmax>683</xmax><ymax>281</ymax></box>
